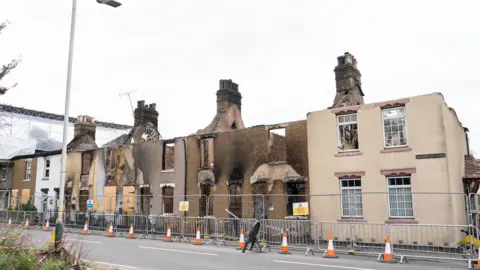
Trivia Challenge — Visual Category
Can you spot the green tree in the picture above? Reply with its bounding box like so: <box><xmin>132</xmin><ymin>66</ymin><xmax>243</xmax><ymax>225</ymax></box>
<box><xmin>0</xmin><ymin>20</ymin><xmax>21</xmax><ymax>95</ymax></box>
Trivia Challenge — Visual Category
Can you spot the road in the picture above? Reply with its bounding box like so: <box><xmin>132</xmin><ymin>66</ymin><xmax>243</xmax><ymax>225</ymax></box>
<box><xmin>27</xmin><ymin>230</ymin><xmax>469</xmax><ymax>270</ymax></box>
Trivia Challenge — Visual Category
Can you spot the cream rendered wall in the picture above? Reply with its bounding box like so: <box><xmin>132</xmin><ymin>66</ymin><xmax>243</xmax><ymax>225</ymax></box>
<box><xmin>307</xmin><ymin>93</ymin><xmax>467</xmax><ymax>228</ymax></box>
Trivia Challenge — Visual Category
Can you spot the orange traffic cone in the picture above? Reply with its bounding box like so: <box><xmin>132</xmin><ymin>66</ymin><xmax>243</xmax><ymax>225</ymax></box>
<box><xmin>278</xmin><ymin>231</ymin><xmax>290</xmax><ymax>254</ymax></box>
<box><xmin>127</xmin><ymin>224</ymin><xmax>135</xmax><ymax>239</ymax></box>
<box><xmin>106</xmin><ymin>221</ymin><xmax>114</xmax><ymax>237</ymax></box>
<box><xmin>7</xmin><ymin>218</ymin><xmax>12</xmax><ymax>229</ymax></box>
<box><xmin>379</xmin><ymin>236</ymin><xmax>395</xmax><ymax>263</ymax></box>
<box><xmin>24</xmin><ymin>218</ymin><xmax>30</xmax><ymax>229</ymax></box>
<box><xmin>323</xmin><ymin>233</ymin><xmax>338</xmax><ymax>258</ymax></box>
<box><xmin>165</xmin><ymin>224</ymin><xmax>172</xmax><ymax>242</ymax></box>
<box><xmin>236</xmin><ymin>228</ymin><xmax>245</xmax><ymax>250</ymax></box>
<box><xmin>193</xmin><ymin>226</ymin><xmax>202</xmax><ymax>245</ymax></box>
<box><xmin>82</xmin><ymin>220</ymin><xmax>89</xmax><ymax>234</ymax></box>
<box><xmin>44</xmin><ymin>220</ymin><xmax>50</xmax><ymax>231</ymax></box>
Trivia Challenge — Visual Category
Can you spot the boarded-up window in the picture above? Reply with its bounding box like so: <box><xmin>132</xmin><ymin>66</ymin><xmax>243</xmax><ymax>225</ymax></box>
<box><xmin>104</xmin><ymin>186</ymin><xmax>116</xmax><ymax>214</ymax></box>
<box><xmin>82</xmin><ymin>152</ymin><xmax>92</xmax><ymax>175</ymax></box>
<box><xmin>122</xmin><ymin>186</ymin><xmax>135</xmax><ymax>213</ymax></box>
<box><xmin>21</xmin><ymin>189</ymin><xmax>30</xmax><ymax>205</ymax></box>
<box><xmin>162</xmin><ymin>186</ymin><xmax>174</xmax><ymax>213</ymax></box>
<box><xmin>10</xmin><ymin>190</ymin><xmax>18</xmax><ymax>209</ymax></box>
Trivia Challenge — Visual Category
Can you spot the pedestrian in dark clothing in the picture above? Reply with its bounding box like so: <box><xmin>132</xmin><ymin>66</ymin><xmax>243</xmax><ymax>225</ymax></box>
<box><xmin>242</xmin><ymin>221</ymin><xmax>261</xmax><ymax>253</ymax></box>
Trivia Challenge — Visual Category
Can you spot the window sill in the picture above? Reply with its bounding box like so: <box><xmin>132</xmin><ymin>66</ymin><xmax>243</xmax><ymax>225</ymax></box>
<box><xmin>42</xmin><ymin>178</ymin><xmax>49</xmax><ymax>181</ymax></box>
<box><xmin>385</xmin><ymin>218</ymin><xmax>418</xmax><ymax>224</ymax></box>
<box><xmin>337</xmin><ymin>218</ymin><xmax>367</xmax><ymax>223</ymax></box>
<box><xmin>22</xmin><ymin>180</ymin><xmax>31</xmax><ymax>182</ymax></box>
<box><xmin>268</xmin><ymin>161</ymin><xmax>287</xmax><ymax>165</ymax></box>
<box><xmin>380</xmin><ymin>147</ymin><xmax>412</xmax><ymax>153</ymax></box>
<box><xmin>335</xmin><ymin>151</ymin><xmax>363</xmax><ymax>157</ymax></box>
<box><xmin>161</xmin><ymin>169</ymin><xmax>175</xmax><ymax>173</ymax></box>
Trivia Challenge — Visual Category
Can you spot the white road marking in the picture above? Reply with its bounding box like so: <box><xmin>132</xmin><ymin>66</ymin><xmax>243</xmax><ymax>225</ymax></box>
<box><xmin>93</xmin><ymin>261</ymin><xmax>138</xmax><ymax>269</ymax></box>
<box><xmin>138</xmin><ymin>246</ymin><xmax>219</xmax><ymax>256</ymax></box>
<box><xmin>72</xmin><ymin>239</ymin><xmax>102</xmax><ymax>244</ymax></box>
<box><xmin>273</xmin><ymin>260</ymin><xmax>377</xmax><ymax>270</ymax></box>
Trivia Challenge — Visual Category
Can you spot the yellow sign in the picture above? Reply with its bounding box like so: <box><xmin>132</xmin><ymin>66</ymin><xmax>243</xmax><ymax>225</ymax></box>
<box><xmin>292</xmin><ymin>202</ymin><xmax>309</xmax><ymax>216</ymax></box>
<box><xmin>94</xmin><ymin>200</ymin><xmax>101</xmax><ymax>212</ymax></box>
<box><xmin>179</xmin><ymin>201</ymin><xmax>189</xmax><ymax>212</ymax></box>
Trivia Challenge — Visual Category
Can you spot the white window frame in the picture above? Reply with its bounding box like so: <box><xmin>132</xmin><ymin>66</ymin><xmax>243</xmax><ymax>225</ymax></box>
<box><xmin>387</xmin><ymin>175</ymin><xmax>414</xmax><ymax>218</ymax></box>
<box><xmin>339</xmin><ymin>178</ymin><xmax>363</xmax><ymax>218</ymax></box>
<box><xmin>337</xmin><ymin>113</ymin><xmax>359</xmax><ymax>152</ymax></box>
<box><xmin>381</xmin><ymin>107</ymin><xmax>408</xmax><ymax>148</ymax></box>
<box><xmin>0</xmin><ymin>167</ymin><xmax>7</xmax><ymax>181</ymax></box>
<box><xmin>25</xmin><ymin>159</ymin><xmax>32</xmax><ymax>181</ymax></box>
<box><xmin>44</xmin><ymin>157</ymin><xmax>51</xmax><ymax>179</ymax></box>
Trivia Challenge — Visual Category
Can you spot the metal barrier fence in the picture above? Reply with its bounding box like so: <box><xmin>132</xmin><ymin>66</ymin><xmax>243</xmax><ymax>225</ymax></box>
<box><xmin>0</xmin><ymin>210</ymin><xmax>477</xmax><ymax>264</ymax></box>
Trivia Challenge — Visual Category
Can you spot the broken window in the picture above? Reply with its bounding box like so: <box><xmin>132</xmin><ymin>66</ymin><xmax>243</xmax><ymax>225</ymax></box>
<box><xmin>200</xmin><ymin>138</ymin><xmax>214</xmax><ymax>168</ymax></box>
<box><xmin>337</xmin><ymin>114</ymin><xmax>359</xmax><ymax>151</ymax></box>
<box><xmin>162</xmin><ymin>186</ymin><xmax>174</xmax><ymax>213</ymax></box>
<box><xmin>0</xmin><ymin>166</ymin><xmax>6</xmax><ymax>181</ymax></box>
<box><xmin>286</xmin><ymin>181</ymin><xmax>306</xmax><ymax>216</ymax></box>
<box><xmin>382</xmin><ymin>107</ymin><xmax>408</xmax><ymax>147</ymax></box>
<box><xmin>268</xmin><ymin>128</ymin><xmax>286</xmax><ymax>162</ymax></box>
<box><xmin>162</xmin><ymin>142</ymin><xmax>175</xmax><ymax>170</ymax></box>
<box><xmin>252</xmin><ymin>181</ymin><xmax>268</xmax><ymax>219</ymax></box>
<box><xmin>139</xmin><ymin>186</ymin><xmax>151</xmax><ymax>215</ymax></box>
<box><xmin>81</xmin><ymin>152</ymin><xmax>92</xmax><ymax>175</ymax></box>
<box><xmin>199</xmin><ymin>184</ymin><xmax>213</xmax><ymax>216</ymax></box>
<box><xmin>228</xmin><ymin>168</ymin><xmax>243</xmax><ymax>218</ymax></box>
<box><xmin>79</xmin><ymin>190</ymin><xmax>89</xmax><ymax>212</ymax></box>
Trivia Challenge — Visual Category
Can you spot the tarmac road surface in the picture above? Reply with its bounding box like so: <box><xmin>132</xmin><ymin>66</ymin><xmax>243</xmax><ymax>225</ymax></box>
<box><xmin>27</xmin><ymin>230</ymin><xmax>469</xmax><ymax>270</ymax></box>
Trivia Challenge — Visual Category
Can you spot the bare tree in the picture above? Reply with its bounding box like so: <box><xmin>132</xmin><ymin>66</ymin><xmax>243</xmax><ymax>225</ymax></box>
<box><xmin>0</xmin><ymin>20</ymin><xmax>21</xmax><ymax>95</ymax></box>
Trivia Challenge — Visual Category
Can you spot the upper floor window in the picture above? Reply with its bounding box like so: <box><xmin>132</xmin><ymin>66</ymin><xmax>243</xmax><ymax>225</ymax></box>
<box><xmin>340</xmin><ymin>179</ymin><xmax>363</xmax><ymax>217</ymax></box>
<box><xmin>0</xmin><ymin>167</ymin><xmax>7</xmax><ymax>181</ymax></box>
<box><xmin>200</xmin><ymin>138</ymin><xmax>214</xmax><ymax>168</ymax></box>
<box><xmin>81</xmin><ymin>152</ymin><xmax>92</xmax><ymax>175</ymax></box>
<box><xmin>382</xmin><ymin>107</ymin><xmax>407</xmax><ymax>148</ymax></box>
<box><xmin>337</xmin><ymin>114</ymin><xmax>359</xmax><ymax>151</ymax></box>
<box><xmin>44</xmin><ymin>158</ymin><xmax>50</xmax><ymax>178</ymax></box>
<box><xmin>25</xmin><ymin>159</ymin><xmax>32</xmax><ymax>180</ymax></box>
<box><xmin>387</xmin><ymin>175</ymin><xmax>413</xmax><ymax>218</ymax></box>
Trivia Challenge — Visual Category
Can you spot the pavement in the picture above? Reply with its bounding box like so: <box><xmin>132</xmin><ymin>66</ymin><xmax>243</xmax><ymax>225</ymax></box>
<box><xmin>26</xmin><ymin>230</ymin><xmax>470</xmax><ymax>270</ymax></box>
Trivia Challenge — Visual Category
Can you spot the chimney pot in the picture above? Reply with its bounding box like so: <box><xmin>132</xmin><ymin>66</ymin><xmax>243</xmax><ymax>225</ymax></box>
<box><xmin>74</xmin><ymin>115</ymin><xmax>96</xmax><ymax>140</ymax></box>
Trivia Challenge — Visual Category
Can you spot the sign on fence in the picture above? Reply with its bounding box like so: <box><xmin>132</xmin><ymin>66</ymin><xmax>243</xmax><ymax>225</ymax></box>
<box><xmin>179</xmin><ymin>201</ymin><xmax>189</xmax><ymax>212</ymax></box>
<box><xmin>292</xmin><ymin>202</ymin><xmax>309</xmax><ymax>216</ymax></box>
<box><xmin>87</xmin><ymin>200</ymin><xmax>93</xmax><ymax>210</ymax></box>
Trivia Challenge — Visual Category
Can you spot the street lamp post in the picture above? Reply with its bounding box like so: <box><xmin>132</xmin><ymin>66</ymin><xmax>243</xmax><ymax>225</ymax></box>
<box><xmin>58</xmin><ymin>0</ymin><xmax>122</xmax><ymax>225</ymax></box>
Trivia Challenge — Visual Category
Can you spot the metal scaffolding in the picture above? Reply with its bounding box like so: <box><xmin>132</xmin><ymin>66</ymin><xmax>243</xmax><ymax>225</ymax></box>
<box><xmin>0</xmin><ymin>103</ymin><xmax>132</xmax><ymax>148</ymax></box>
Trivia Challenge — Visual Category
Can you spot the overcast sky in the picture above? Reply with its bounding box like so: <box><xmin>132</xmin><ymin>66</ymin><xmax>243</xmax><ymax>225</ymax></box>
<box><xmin>0</xmin><ymin>0</ymin><xmax>479</xmax><ymax>155</ymax></box>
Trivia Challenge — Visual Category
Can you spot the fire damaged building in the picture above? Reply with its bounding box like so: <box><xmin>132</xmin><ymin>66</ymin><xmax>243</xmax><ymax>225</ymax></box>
<box><xmin>93</xmin><ymin>79</ymin><xmax>309</xmax><ymax>219</ymax></box>
<box><xmin>187</xmin><ymin>79</ymin><xmax>309</xmax><ymax>219</ymax></box>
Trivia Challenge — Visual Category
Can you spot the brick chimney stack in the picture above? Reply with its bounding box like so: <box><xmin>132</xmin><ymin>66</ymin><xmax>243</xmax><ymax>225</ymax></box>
<box><xmin>216</xmin><ymin>79</ymin><xmax>242</xmax><ymax>112</ymax></box>
<box><xmin>74</xmin><ymin>115</ymin><xmax>96</xmax><ymax>140</ymax></box>
<box><xmin>331</xmin><ymin>52</ymin><xmax>365</xmax><ymax>108</ymax></box>
<box><xmin>134</xmin><ymin>100</ymin><xmax>159</xmax><ymax>128</ymax></box>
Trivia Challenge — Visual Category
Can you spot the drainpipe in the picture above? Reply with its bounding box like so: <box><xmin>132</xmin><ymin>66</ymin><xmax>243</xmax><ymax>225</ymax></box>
<box><xmin>182</xmin><ymin>138</ymin><xmax>187</xmax><ymax>218</ymax></box>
